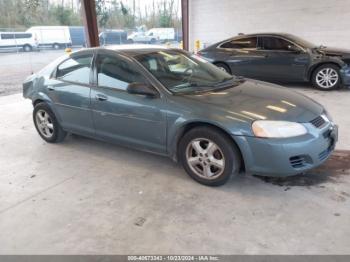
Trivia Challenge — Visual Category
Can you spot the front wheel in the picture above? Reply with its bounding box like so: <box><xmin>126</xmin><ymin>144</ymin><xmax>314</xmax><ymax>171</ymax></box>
<box><xmin>179</xmin><ymin>127</ymin><xmax>241</xmax><ymax>186</ymax></box>
<box><xmin>214</xmin><ymin>62</ymin><xmax>231</xmax><ymax>74</ymax></box>
<box><xmin>312</xmin><ymin>64</ymin><xmax>340</xmax><ymax>90</ymax></box>
<box><xmin>33</xmin><ymin>102</ymin><xmax>67</xmax><ymax>143</ymax></box>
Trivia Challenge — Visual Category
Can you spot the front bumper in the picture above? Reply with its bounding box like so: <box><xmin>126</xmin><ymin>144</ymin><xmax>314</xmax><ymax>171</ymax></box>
<box><xmin>234</xmin><ymin>122</ymin><xmax>338</xmax><ymax>177</ymax></box>
<box><xmin>340</xmin><ymin>66</ymin><xmax>350</xmax><ymax>86</ymax></box>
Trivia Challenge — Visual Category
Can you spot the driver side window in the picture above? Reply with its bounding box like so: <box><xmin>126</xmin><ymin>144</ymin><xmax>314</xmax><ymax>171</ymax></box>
<box><xmin>261</xmin><ymin>36</ymin><xmax>296</xmax><ymax>51</ymax></box>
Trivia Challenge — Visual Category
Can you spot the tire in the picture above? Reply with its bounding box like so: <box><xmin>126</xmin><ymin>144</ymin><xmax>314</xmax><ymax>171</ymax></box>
<box><xmin>179</xmin><ymin>127</ymin><xmax>241</xmax><ymax>186</ymax></box>
<box><xmin>23</xmin><ymin>44</ymin><xmax>32</xmax><ymax>52</ymax></box>
<box><xmin>53</xmin><ymin>43</ymin><xmax>60</xmax><ymax>50</ymax></box>
<box><xmin>311</xmin><ymin>64</ymin><xmax>341</xmax><ymax>90</ymax></box>
<box><xmin>214</xmin><ymin>62</ymin><xmax>231</xmax><ymax>74</ymax></box>
<box><xmin>33</xmin><ymin>102</ymin><xmax>67</xmax><ymax>143</ymax></box>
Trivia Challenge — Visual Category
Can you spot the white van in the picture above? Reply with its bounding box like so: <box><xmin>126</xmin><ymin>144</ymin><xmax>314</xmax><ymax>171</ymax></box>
<box><xmin>148</xmin><ymin>28</ymin><xmax>175</xmax><ymax>41</ymax></box>
<box><xmin>26</xmin><ymin>26</ymin><xmax>72</xmax><ymax>49</ymax></box>
<box><xmin>128</xmin><ymin>28</ymin><xmax>175</xmax><ymax>44</ymax></box>
<box><xmin>0</xmin><ymin>32</ymin><xmax>39</xmax><ymax>52</ymax></box>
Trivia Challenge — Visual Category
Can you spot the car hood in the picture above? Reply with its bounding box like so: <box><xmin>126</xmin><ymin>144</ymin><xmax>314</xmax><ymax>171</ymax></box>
<box><xmin>182</xmin><ymin>79</ymin><xmax>324</xmax><ymax>123</ymax></box>
<box><xmin>318</xmin><ymin>47</ymin><xmax>350</xmax><ymax>59</ymax></box>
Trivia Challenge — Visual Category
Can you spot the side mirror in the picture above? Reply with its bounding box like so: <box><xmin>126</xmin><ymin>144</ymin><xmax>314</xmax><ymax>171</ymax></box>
<box><xmin>126</xmin><ymin>82</ymin><xmax>158</xmax><ymax>97</ymax></box>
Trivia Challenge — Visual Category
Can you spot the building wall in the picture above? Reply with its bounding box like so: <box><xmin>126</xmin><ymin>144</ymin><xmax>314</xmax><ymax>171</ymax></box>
<box><xmin>189</xmin><ymin>0</ymin><xmax>350</xmax><ymax>50</ymax></box>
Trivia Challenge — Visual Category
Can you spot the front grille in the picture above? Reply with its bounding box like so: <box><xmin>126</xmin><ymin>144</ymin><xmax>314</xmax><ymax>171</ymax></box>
<box><xmin>289</xmin><ymin>155</ymin><xmax>307</xmax><ymax>168</ymax></box>
<box><xmin>310</xmin><ymin>115</ymin><xmax>326</xmax><ymax>128</ymax></box>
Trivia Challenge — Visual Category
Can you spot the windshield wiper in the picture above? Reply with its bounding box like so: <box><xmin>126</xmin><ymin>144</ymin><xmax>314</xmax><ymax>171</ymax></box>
<box><xmin>171</xmin><ymin>82</ymin><xmax>211</xmax><ymax>93</ymax></box>
<box><xmin>214</xmin><ymin>76</ymin><xmax>245</xmax><ymax>87</ymax></box>
<box><xmin>213</xmin><ymin>77</ymin><xmax>233</xmax><ymax>86</ymax></box>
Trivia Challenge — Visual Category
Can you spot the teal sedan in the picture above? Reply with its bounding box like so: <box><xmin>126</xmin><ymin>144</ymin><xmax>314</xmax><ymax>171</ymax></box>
<box><xmin>23</xmin><ymin>45</ymin><xmax>338</xmax><ymax>186</ymax></box>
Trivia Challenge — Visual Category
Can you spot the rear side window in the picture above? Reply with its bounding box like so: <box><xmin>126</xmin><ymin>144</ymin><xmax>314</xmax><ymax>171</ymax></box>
<box><xmin>1</xmin><ymin>34</ymin><xmax>15</xmax><ymax>40</ymax></box>
<box><xmin>96</xmin><ymin>54</ymin><xmax>147</xmax><ymax>90</ymax></box>
<box><xmin>1</xmin><ymin>33</ymin><xmax>32</xmax><ymax>39</ymax></box>
<box><xmin>14</xmin><ymin>33</ymin><xmax>32</xmax><ymax>39</ymax></box>
<box><xmin>56</xmin><ymin>55</ymin><xmax>93</xmax><ymax>85</ymax></box>
<box><xmin>220</xmin><ymin>37</ymin><xmax>257</xmax><ymax>49</ymax></box>
<box><xmin>261</xmin><ymin>37</ymin><xmax>292</xmax><ymax>51</ymax></box>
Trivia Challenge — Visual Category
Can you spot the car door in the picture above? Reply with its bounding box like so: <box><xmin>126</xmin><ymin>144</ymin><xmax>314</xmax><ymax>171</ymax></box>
<box><xmin>91</xmin><ymin>51</ymin><xmax>167</xmax><ymax>154</ymax></box>
<box><xmin>255</xmin><ymin>36</ymin><xmax>310</xmax><ymax>81</ymax></box>
<box><xmin>217</xmin><ymin>36</ymin><xmax>266</xmax><ymax>77</ymax></box>
<box><xmin>46</xmin><ymin>53</ymin><xmax>95</xmax><ymax>136</ymax></box>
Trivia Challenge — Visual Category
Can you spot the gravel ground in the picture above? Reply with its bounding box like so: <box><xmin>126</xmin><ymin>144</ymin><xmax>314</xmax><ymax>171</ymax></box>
<box><xmin>0</xmin><ymin>50</ymin><xmax>68</xmax><ymax>96</ymax></box>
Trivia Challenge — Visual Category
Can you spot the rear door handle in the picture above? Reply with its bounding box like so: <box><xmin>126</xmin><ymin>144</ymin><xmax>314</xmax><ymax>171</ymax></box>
<box><xmin>47</xmin><ymin>86</ymin><xmax>55</xmax><ymax>91</ymax></box>
<box><xmin>95</xmin><ymin>94</ymin><xmax>108</xmax><ymax>101</ymax></box>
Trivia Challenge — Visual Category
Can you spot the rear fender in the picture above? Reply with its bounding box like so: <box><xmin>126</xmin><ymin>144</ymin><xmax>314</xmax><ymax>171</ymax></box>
<box><xmin>31</xmin><ymin>90</ymin><xmax>63</xmax><ymax>125</ymax></box>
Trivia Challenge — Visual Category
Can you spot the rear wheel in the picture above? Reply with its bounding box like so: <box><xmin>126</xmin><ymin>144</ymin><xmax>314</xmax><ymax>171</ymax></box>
<box><xmin>53</xmin><ymin>43</ymin><xmax>60</xmax><ymax>50</ymax></box>
<box><xmin>23</xmin><ymin>44</ymin><xmax>32</xmax><ymax>52</ymax></box>
<box><xmin>312</xmin><ymin>64</ymin><xmax>340</xmax><ymax>90</ymax></box>
<box><xmin>33</xmin><ymin>103</ymin><xmax>67</xmax><ymax>143</ymax></box>
<box><xmin>214</xmin><ymin>62</ymin><xmax>231</xmax><ymax>74</ymax></box>
<box><xmin>179</xmin><ymin>127</ymin><xmax>241</xmax><ymax>186</ymax></box>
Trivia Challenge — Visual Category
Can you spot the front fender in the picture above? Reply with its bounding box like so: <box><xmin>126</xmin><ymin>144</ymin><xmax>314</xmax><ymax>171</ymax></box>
<box><xmin>307</xmin><ymin>55</ymin><xmax>345</xmax><ymax>80</ymax></box>
<box><xmin>167</xmin><ymin>116</ymin><xmax>248</xmax><ymax>161</ymax></box>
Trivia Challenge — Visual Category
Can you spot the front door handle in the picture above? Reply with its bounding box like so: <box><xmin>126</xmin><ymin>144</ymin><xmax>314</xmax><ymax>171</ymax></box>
<box><xmin>95</xmin><ymin>94</ymin><xmax>108</xmax><ymax>101</ymax></box>
<box><xmin>47</xmin><ymin>86</ymin><xmax>55</xmax><ymax>91</ymax></box>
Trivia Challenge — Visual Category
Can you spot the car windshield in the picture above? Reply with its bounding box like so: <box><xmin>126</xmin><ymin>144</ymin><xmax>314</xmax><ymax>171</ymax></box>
<box><xmin>135</xmin><ymin>50</ymin><xmax>241</xmax><ymax>94</ymax></box>
<box><xmin>285</xmin><ymin>34</ymin><xmax>317</xmax><ymax>49</ymax></box>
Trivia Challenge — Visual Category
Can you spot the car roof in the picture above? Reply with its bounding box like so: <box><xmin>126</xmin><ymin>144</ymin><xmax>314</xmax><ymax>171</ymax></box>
<box><xmin>71</xmin><ymin>44</ymin><xmax>180</xmax><ymax>57</ymax></box>
<box><xmin>237</xmin><ymin>32</ymin><xmax>292</xmax><ymax>37</ymax></box>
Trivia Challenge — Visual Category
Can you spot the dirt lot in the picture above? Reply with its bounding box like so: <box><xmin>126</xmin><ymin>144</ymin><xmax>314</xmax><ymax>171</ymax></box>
<box><xmin>0</xmin><ymin>50</ymin><xmax>66</xmax><ymax>96</ymax></box>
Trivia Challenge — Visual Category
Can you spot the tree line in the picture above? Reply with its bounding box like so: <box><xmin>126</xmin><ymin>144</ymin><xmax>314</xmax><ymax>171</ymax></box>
<box><xmin>0</xmin><ymin>0</ymin><xmax>181</xmax><ymax>31</ymax></box>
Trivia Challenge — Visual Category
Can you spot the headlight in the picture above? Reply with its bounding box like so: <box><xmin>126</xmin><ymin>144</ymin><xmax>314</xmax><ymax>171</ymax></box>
<box><xmin>252</xmin><ymin>120</ymin><xmax>307</xmax><ymax>138</ymax></box>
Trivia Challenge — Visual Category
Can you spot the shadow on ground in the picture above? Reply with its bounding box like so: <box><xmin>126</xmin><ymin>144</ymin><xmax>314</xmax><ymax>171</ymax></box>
<box><xmin>256</xmin><ymin>150</ymin><xmax>350</xmax><ymax>187</ymax></box>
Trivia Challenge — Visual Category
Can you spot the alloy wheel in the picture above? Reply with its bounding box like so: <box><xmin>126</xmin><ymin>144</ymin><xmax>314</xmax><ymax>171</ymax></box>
<box><xmin>35</xmin><ymin>109</ymin><xmax>54</xmax><ymax>138</ymax></box>
<box><xmin>23</xmin><ymin>45</ymin><xmax>31</xmax><ymax>52</ymax></box>
<box><xmin>186</xmin><ymin>138</ymin><xmax>225</xmax><ymax>180</ymax></box>
<box><xmin>218</xmin><ymin>66</ymin><xmax>228</xmax><ymax>73</ymax></box>
<box><xmin>316</xmin><ymin>68</ymin><xmax>339</xmax><ymax>89</ymax></box>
